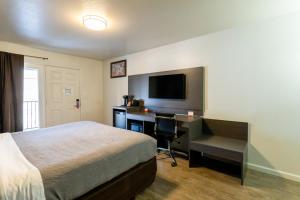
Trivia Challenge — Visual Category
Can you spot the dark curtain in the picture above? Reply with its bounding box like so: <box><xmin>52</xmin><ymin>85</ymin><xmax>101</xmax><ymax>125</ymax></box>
<box><xmin>0</xmin><ymin>51</ymin><xmax>24</xmax><ymax>133</ymax></box>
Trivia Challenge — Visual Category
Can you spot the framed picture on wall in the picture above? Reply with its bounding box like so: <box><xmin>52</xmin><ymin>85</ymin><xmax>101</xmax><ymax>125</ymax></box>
<box><xmin>111</xmin><ymin>60</ymin><xmax>127</xmax><ymax>78</ymax></box>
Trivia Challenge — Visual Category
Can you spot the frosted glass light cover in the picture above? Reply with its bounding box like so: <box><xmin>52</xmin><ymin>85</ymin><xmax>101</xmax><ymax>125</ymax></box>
<box><xmin>83</xmin><ymin>15</ymin><xmax>107</xmax><ymax>31</ymax></box>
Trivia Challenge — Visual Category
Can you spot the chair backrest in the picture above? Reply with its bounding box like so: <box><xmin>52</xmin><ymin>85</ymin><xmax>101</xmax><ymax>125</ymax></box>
<box><xmin>155</xmin><ymin>113</ymin><xmax>176</xmax><ymax>135</ymax></box>
<box><xmin>202</xmin><ymin>118</ymin><xmax>248</xmax><ymax>141</ymax></box>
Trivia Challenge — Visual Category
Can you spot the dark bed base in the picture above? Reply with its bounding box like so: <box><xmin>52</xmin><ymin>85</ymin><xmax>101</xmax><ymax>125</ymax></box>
<box><xmin>76</xmin><ymin>157</ymin><xmax>157</xmax><ymax>200</ymax></box>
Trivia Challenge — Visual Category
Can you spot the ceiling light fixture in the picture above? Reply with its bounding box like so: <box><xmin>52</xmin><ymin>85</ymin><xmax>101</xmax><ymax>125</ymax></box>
<box><xmin>83</xmin><ymin>15</ymin><xmax>107</xmax><ymax>31</ymax></box>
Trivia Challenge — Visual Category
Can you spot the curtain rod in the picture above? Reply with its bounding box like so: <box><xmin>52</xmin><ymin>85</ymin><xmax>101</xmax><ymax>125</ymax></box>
<box><xmin>24</xmin><ymin>55</ymin><xmax>48</xmax><ymax>60</ymax></box>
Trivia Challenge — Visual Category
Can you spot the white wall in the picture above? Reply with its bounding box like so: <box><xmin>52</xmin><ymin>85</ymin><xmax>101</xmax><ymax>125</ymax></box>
<box><xmin>103</xmin><ymin>12</ymin><xmax>300</xmax><ymax>181</ymax></box>
<box><xmin>0</xmin><ymin>41</ymin><xmax>103</xmax><ymax>123</ymax></box>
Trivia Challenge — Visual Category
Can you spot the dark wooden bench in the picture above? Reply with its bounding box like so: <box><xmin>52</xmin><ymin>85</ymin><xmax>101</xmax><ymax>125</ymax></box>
<box><xmin>189</xmin><ymin>118</ymin><xmax>248</xmax><ymax>185</ymax></box>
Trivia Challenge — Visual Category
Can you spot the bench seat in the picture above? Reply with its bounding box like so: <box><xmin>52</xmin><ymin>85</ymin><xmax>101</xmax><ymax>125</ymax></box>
<box><xmin>189</xmin><ymin>118</ymin><xmax>248</xmax><ymax>185</ymax></box>
<box><xmin>190</xmin><ymin>135</ymin><xmax>247</xmax><ymax>163</ymax></box>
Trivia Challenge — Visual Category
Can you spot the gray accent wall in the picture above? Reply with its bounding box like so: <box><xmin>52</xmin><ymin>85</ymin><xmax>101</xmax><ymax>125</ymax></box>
<box><xmin>128</xmin><ymin>67</ymin><xmax>204</xmax><ymax>115</ymax></box>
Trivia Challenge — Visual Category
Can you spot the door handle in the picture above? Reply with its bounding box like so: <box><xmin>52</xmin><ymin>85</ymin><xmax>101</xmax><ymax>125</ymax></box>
<box><xmin>75</xmin><ymin>99</ymin><xmax>80</xmax><ymax>109</ymax></box>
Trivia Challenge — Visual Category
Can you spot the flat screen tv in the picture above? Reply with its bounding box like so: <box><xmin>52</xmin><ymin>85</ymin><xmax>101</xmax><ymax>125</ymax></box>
<box><xmin>149</xmin><ymin>74</ymin><xmax>186</xmax><ymax>99</ymax></box>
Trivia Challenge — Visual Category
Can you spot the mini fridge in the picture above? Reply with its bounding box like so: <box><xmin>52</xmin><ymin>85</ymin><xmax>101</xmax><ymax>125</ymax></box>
<box><xmin>113</xmin><ymin>110</ymin><xmax>126</xmax><ymax>129</ymax></box>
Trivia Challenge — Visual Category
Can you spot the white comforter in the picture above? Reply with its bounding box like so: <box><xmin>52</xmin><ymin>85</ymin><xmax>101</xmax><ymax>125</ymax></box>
<box><xmin>0</xmin><ymin>133</ymin><xmax>45</xmax><ymax>200</ymax></box>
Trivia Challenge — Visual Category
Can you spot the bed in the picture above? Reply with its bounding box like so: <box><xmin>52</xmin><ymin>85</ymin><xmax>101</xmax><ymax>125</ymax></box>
<box><xmin>0</xmin><ymin>121</ymin><xmax>157</xmax><ymax>200</ymax></box>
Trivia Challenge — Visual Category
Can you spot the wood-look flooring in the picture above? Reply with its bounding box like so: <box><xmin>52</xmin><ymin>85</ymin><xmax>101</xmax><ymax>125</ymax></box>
<box><xmin>137</xmin><ymin>155</ymin><xmax>300</xmax><ymax>200</ymax></box>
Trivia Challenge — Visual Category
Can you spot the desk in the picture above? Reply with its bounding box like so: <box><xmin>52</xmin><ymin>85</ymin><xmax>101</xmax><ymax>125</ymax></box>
<box><xmin>112</xmin><ymin>106</ymin><xmax>202</xmax><ymax>156</ymax></box>
<box><xmin>126</xmin><ymin>111</ymin><xmax>202</xmax><ymax>123</ymax></box>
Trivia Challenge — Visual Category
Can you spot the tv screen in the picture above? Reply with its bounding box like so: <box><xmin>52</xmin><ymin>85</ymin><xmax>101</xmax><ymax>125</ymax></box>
<box><xmin>149</xmin><ymin>74</ymin><xmax>186</xmax><ymax>99</ymax></box>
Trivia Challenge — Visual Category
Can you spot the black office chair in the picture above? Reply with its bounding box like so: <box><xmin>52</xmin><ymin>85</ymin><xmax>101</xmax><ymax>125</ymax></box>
<box><xmin>154</xmin><ymin>112</ymin><xmax>178</xmax><ymax>167</ymax></box>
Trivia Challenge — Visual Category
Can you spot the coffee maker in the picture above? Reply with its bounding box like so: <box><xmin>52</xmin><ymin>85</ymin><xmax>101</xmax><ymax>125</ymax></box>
<box><xmin>122</xmin><ymin>95</ymin><xmax>134</xmax><ymax>106</ymax></box>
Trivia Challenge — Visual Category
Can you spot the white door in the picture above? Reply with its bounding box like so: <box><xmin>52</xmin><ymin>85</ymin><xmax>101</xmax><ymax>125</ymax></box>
<box><xmin>45</xmin><ymin>66</ymin><xmax>81</xmax><ymax>127</ymax></box>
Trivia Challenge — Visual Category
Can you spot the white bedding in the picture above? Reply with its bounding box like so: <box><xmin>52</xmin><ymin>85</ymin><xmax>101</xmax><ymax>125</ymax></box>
<box><xmin>0</xmin><ymin>133</ymin><xmax>45</xmax><ymax>200</ymax></box>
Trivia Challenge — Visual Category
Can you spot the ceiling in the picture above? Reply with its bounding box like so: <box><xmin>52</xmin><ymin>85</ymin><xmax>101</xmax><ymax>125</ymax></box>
<box><xmin>0</xmin><ymin>0</ymin><xmax>300</xmax><ymax>60</ymax></box>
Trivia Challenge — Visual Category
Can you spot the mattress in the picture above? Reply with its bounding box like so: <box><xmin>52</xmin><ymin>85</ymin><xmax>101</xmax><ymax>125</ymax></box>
<box><xmin>11</xmin><ymin>121</ymin><xmax>157</xmax><ymax>200</ymax></box>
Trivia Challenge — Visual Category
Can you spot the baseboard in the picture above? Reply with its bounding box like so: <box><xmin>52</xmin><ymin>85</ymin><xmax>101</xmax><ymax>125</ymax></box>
<box><xmin>247</xmin><ymin>163</ymin><xmax>300</xmax><ymax>183</ymax></box>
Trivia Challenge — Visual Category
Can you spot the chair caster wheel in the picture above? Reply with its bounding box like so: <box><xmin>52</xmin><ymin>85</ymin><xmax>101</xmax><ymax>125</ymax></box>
<box><xmin>171</xmin><ymin>162</ymin><xmax>177</xmax><ymax>167</ymax></box>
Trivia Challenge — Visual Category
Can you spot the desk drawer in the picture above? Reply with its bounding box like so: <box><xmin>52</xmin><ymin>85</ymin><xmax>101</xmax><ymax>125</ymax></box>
<box><xmin>172</xmin><ymin>133</ymin><xmax>188</xmax><ymax>153</ymax></box>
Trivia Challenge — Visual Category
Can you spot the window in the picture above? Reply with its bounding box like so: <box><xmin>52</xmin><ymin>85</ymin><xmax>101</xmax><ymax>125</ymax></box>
<box><xmin>23</xmin><ymin>68</ymin><xmax>40</xmax><ymax>130</ymax></box>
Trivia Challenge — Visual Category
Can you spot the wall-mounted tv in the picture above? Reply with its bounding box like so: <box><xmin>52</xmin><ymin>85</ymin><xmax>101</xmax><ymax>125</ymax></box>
<box><xmin>149</xmin><ymin>74</ymin><xmax>186</xmax><ymax>99</ymax></box>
